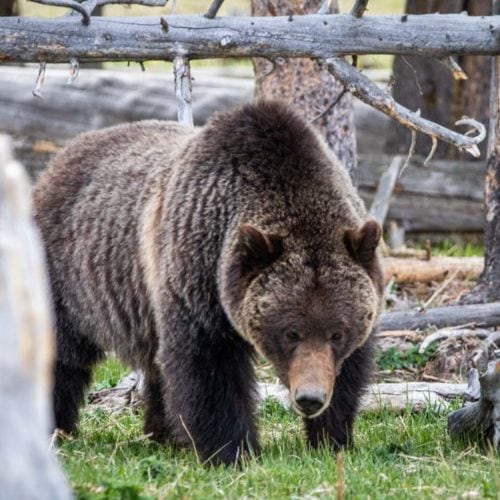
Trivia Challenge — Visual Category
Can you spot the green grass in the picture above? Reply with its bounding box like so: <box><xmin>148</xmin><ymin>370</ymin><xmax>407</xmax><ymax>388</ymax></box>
<box><xmin>376</xmin><ymin>344</ymin><xmax>438</xmax><ymax>372</ymax></box>
<box><xmin>57</xmin><ymin>359</ymin><xmax>499</xmax><ymax>499</ymax></box>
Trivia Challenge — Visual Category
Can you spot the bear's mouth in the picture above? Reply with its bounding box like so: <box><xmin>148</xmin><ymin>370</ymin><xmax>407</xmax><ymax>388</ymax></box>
<box><xmin>290</xmin><ymin>399</ymin><xmax>330</xmax><ymax>419</ymax></box>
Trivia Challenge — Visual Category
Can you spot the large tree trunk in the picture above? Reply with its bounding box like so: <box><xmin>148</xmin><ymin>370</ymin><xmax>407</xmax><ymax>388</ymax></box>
<box><xmin>251</xmin><ymin>0</ymin><xmax>357</xmax><ymax>181</ymax></box>
<box><xmin>0</xmin><ymin>0</ymin><xmax>17</xmax><ymax>16</ymax></box>
<box><xmin>477</xmin><ymin>0</ymin><xmax>500</xmax><ymax>302</ymax></box>
<box><xmin>385</xmin><ymin>0</ymin><xmax>491</xmax><ymax>160</ymax></box>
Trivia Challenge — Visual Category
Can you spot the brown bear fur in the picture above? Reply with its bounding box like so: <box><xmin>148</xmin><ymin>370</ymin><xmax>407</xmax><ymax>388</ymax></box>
<box><xmin>33</xmin><ymin>101</ymin><xmax>384</xmax><ymax>465</ymax></box>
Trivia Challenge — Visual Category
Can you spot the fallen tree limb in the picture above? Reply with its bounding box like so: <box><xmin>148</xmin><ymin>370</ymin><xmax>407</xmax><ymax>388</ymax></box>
<box><xmin>89</xmin><ymin>377</ymin><xmax>467</xmax><ymax>414</ymax></box>
<box><xmin>379</xmin><ymin>302</ymin><xmax>500</xmax><ymax>332</ymax></box>
<box><xmin>1</xmin><ymin>13</ymin><xmax>500</xmax><ymax>64</ymax></box>
<box><xmin>383</xmin><ymin>256</ymin><xmax>483</xmax><ymax>284</ymax></box>
<box><xmin>325</xmin><ymin>57</ymin><xmax>486</xmax><ymax>157</ymax></box>
<box><xmin>258</xmin><ymin>381</ymin><xmax>466</xmax><ymax>413</ymax></box>
<box><xmin>419</xmin><ymin>328</ymin><xmax>492</xmax><ymax>354</ymax></box>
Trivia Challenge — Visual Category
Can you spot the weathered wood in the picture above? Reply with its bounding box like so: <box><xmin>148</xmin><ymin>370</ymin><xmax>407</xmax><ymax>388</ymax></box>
<box><xmin>358</xmin><ymin>154</ymin><xmax>485</xmax><ymax>233</ymax></box>
<box><xmin>448</xmin><ymin>361</ymin><xmax>500</xmax><ymax>447</ymax></box>
<box><xmin>0</xmin><ymin>135</ymin><xmax>70</xmax><ymax>499</ymax></box>
<box><xmin>419</xmin><ymin>328</ymin><xmax>492</xmax><ymax>353</ymax></box>
<box><xmin>383</xmin><ymin>256</ymin><xmax>484</xmax><ymax>284</ymax></box>
<box><xmin>369</xmin><ymin>155</ymin><xmax>404</xmax><ymax>226</ymax></box>
<box><xmin>1</xmin><ymin>13</ymin><xmax>500</xmax><ymax>64</ymax></box>
<box><xmin>173</xmin><ymin>56</ymin><xmax>193</xmax><ymax>127</ymax></box>
<box><xmin>385</xmin><ymin>0</ymin><xmax>492</xmax><ymax>161</ymax></box>
<box><xmin>379</xmin><ymin>302</ymin><xmax>500</xmax><ymax>332</ymax></box>
<box><xmin>325</xmin><ymin>57</ymin><xmax>486</xmax><ymax>157</ymax></box>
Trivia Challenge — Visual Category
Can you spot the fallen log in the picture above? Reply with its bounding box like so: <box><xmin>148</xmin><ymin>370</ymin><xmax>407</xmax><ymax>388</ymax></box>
<box><xmin>258</xmin><ymin>381</ymin><xmax>466</xmax><ymax>413</ymax></box>
<box><xmin>379</xmin><ymin>302</ymin><xmax>500</xmax><ymax>332</ymax></box>
<box><xmin>0</xmin><ymin>136</ymin><xmax>70</xmax><ymax>500</ymax></box>
<box><xmin>89</xmin><ymin>378</ymin><xmax>467</xmax><ymax>414</ymax></box>
<box><xmin>383</xmin><ymin>256</ymin><xmax>484</xmax><ymax>284</ymax></box>
<box><xmin>1</xmin><ymin>13</ymin><xmax>500</xmax><ymax>64</ymax></box>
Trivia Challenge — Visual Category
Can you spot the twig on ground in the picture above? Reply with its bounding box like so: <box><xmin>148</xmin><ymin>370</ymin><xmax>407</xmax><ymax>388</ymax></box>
<box><xmin>204</xmin><ymin>0</ymin><xmax>224</xmax><ymax>19</ymax></box>
<box><xmin>179</xmin><ymin>414</ymin><xmax>200</xmax><ymax>464</ymax></box>
<box><xmin>421</xmin><ymin>269</ymin><xmax>459</xmax><ymax>310</ymax></box>
<box><xmin>419</xmin><ymin>327</ymin><xmax>491</xmax><ymax>354</ymax></box>
<box><xmin>324</xmin><ymin>57</ymin><xmax>486</xmax><ymax>157</ymax></box>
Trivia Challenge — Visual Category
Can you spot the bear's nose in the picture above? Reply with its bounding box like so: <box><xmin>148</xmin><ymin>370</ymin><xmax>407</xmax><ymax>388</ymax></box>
<box><xmin>295</xmin><ymin>388</ymin><xmax>327</xmax><ymax>416</ymax></box>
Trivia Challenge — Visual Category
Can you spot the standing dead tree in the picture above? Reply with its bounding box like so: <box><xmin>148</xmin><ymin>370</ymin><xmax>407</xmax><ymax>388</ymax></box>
<box><xmin>0</xmin><ymin>136</ymin><xmax>70</xmax><ymax>499</ymax></box>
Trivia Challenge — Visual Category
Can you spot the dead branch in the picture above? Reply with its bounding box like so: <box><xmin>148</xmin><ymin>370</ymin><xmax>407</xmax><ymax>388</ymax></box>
<box><xmin>350</xmin><ymin>0</ymin><xmax>369</xmax><ymax>18</ymax></box>
<box><xmin>2</xmin><ymin>14</ymin><xmax>500</xmax><ymax>64</ymax></box>
<box><xmin>324</xmin><ymin>57</ymin><xmax>486</xmax><ymax>157</ymax></box>
<box><xmin>257</xmin><ymin>381</ymin><xmax>466</xmax><ymax>414</ymax></box>
<box><xmin>369</xmin><ymin>155</ymin><xmax>403</xmax><ymax>226</ymax></box>
<box><xmin>204</xmin><ymin>0</ymin><xmax>224</xmax><ymax>19</ymax></box>
<box><xmin>379</xmin><ymin>302</ymin><xmax>500</xmax><ymax>332</ymax></box>
<box><xmin>173</xmin><ymin>56</ymin><xmax>193</xmax><ymax>126</ymax></box>
<box><xmin>29</xmin><ymin>0</ymin><xmax>91</xmax><ymax>24</ymax></box>
<box><xmin>419</xmin><ymin>328</ymin><xmax>492</xmax><ymax>354</ymax></box>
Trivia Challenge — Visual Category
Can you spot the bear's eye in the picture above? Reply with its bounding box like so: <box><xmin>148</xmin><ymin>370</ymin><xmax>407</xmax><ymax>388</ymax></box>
<box><xmin>328</xmin><ymin>332</ymin><xmax>342</xmax><ymax>342</ymax></box>
<box><xmin>286</xmin><ymin>331</ymin><xmax>301</xmax><ymax>343</ymax></box>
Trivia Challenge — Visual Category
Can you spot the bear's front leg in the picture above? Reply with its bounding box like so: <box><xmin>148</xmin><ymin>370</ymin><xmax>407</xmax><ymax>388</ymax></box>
<box><xmin>304</xmin><ymin>341</ymin><xmax>373</xmax><ymax>450</ymax></box>
<box><xmin>159</xmin><ymin>320</ymin><xmax>260</xmax><ymax>466</ymax></box>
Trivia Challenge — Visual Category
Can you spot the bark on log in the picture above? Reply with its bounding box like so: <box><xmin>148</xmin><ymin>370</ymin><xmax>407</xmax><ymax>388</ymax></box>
<box><xmin>1</xmin><ymin>13</ymin><xmax>500</xmax><ymax>63</ymax></box>
<box><xmin>0</xmin><ymin>135</ymin><xmax>70</xmax><ymax>500</ymax></box>
<box><xmin>383</xmin><ymin>256</ymin><xmax>484</xmax><ymax>284</ymax></box>
<box><xmin>252</xmin><ymin>0</ymin><xmax>357</xmax><ymax>180</ymax></box>
<box><xmin>379</xmin><ymin>302</ymin><xmax>500</xmax><ymax>332</ymax></box>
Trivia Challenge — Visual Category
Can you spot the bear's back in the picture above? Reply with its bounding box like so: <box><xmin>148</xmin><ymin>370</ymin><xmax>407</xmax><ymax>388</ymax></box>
<box><xmin>33</xmin><ymin>120</ymin><xmax>196</xmax><ymax>365</ymax></box>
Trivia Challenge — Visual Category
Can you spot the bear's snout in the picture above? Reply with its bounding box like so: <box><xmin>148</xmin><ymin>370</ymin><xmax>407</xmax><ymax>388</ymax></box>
<box><xmin>288</xmin><ymin>342</ymin><xmax>335</xmax><ymax>419</ymax></box>
<box><xmin>294</xmin><ymin>387</ymin><xmax>327</xmax><ymax>416</ymax></box>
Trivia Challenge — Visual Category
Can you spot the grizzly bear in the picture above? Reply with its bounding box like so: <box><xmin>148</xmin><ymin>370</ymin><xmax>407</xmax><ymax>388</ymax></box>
<box><xmin>33</xmin><ymin>101</ymin><xmax>384</xmax><ymax>465</ymax></box>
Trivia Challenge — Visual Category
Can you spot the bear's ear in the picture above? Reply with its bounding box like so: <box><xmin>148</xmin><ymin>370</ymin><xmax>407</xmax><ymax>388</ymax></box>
<box><xmin>344</xmin><ymin>220</ymin><xmax>381</xmax><ymax>270</ymax></box>
<box><xmin>236</xmin><ymin>224</ymin><xmax>283</xmax><ymax>273</ymax></box>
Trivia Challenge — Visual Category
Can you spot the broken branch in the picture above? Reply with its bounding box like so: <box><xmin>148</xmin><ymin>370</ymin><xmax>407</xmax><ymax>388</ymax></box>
<box><xmin>173</xmin><ymin>56</ymin><xmax>193</xmax><ymax>126</ymax></box>
<box><xmin>324</xmin><ymin>57</ymin><xmax>486</xmax><ymax>157</ymax></box>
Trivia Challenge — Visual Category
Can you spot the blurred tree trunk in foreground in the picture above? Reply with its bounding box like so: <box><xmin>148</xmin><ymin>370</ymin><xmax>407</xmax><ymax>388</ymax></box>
<box><xmin>0</xmin><ymin>136</ymin><xmax>70</xmax><ymax>500</ymax></box>
<box><xmin>385</xmin><ymin>0</ymin><xmax>491</xmax><ymax>160</ymax></box>
<box><xmin>251</xmin><ymin>0</ymin><xmax>357</xmax><ymax>182</ymax></box>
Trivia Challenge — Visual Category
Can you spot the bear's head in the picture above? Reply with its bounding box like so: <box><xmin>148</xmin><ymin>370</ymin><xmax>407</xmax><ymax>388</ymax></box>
<box><xmin>220</xmin><ymin>220</ymin><xmax>384</xmax><ymax>419</ymax></box>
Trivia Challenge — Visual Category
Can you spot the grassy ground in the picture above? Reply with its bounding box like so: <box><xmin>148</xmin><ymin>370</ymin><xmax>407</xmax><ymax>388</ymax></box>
<box><xmin>57</xmin><ymin>358</ymin><xmax>499</xmax><ymax>499</ymax></box>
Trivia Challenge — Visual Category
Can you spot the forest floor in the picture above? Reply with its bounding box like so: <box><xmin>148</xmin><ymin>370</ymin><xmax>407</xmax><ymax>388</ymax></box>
<box><xmin>55</xmin><ymin>240</ymin><xmax>500</xmax><ymax>499</ymax></box>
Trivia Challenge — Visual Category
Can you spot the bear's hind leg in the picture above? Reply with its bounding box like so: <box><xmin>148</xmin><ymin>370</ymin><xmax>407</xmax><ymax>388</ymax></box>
<box><xmin>53</xmin><ymin>301</ymin><xmax>104</xmax><ymax>434</ymax></box>
<box><xmin>304</xmin><ymin>341</ymin><xmax>373</xmax><ymax>450</ymax></box>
